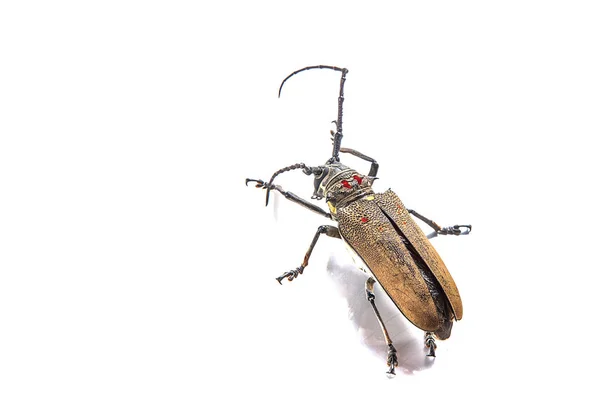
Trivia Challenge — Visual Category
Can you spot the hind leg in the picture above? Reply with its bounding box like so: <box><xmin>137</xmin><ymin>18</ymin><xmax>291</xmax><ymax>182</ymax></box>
<box><xmin>365</xmin><ymin>277</ymin><xmax>398</xmax><ymax>377</ymax></box>
<box><xmin>424</xmin><ymin>332</ymin><xmax>437</xmax><ymax>357</ymax></box>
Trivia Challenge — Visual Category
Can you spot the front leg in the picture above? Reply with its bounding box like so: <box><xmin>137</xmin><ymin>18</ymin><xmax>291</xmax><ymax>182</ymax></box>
<box><xmin>407</xmin><ymin>209</ymin><xmax>471</xmax><ymax>239</ymax></box>
<box><xmin>328</xmin><ymin>128</ymin><xmax>379</xmax><ymax>177</ymax></box>
<box><xmin>246</xmin><ymin>178</ymin><xmax>331</xmax><ymax>219</ymax></box>
<box><xmin>339</xmin><ymin>147</ymin><xmax>379</xmax><ymax>177</ymax></box>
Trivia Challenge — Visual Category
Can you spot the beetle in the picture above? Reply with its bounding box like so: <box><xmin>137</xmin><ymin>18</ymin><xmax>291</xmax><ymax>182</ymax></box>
<box><xmin>246</xmin><ymin>65</ymin><xmax>471</xmax><ymax>376</ymax></box>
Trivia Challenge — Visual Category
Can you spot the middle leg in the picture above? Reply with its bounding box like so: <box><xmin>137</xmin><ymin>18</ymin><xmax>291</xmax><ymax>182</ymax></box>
<box><xmin>408</xmin><ymin>209</ymin><xmax>471</xmax><ymax>239</ymax></box>
<box><xmin>276</xmin><ymin>225</ymin><xmax>340</xmax><ymax>284</ymax></box>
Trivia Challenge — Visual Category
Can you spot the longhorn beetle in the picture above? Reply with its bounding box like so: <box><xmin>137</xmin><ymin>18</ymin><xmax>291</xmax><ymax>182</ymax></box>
<box><xmin>246</xmin><ymin>65</ymin><xmax>471</xmax><ymax>376</ymax></box>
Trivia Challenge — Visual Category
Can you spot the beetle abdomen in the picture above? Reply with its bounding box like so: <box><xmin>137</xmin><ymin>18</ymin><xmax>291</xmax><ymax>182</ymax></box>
<box><xmin>337</xmin><ymin>198</ymin><xmax>443</xmax><ymax>332</ymax></box>
<box><xmin>335</xmin><ymin>191</ymin><xmax>461</xmax><ymax>336</ymax></box>
<box><xmin>414</xmin><ymin>256</ymin><xmax>454</xmax><ymax>339</ymax></box>
<box><xmin>373</xmin><ymin>190</ymin><xmax>463</xmax><ymax>321</ymax></box>
<box><xmin>379</xmin><ymin>209</ymin><xmax>455</xmax><ymax>339</ymax></box>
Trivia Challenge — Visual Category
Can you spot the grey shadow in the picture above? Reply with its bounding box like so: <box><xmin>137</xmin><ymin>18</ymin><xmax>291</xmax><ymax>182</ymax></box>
<box><xmin>326</xmin><ymin>257</ymin><xmax>435</xmax><ymax>375</ymax></box>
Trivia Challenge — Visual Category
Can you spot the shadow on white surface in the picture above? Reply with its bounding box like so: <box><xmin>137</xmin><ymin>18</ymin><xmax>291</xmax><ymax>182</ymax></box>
<box><xmin>326</xmin><ymin>257</ymin><xmax>435</xmax><ymax>376</ymax></box>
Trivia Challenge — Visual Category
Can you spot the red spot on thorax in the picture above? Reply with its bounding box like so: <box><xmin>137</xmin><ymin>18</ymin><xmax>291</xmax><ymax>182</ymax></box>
<box><xmin>341</xmin><ymin>180</ymin><xmax>351</xmax><ymax>189</ymax></box>
<box><xmin>353</xmin><ymin>175</ymin><xmax>363</xmax><ymax>184</ymax></box>
<box><xmin>361</xmin><ymin>217</ymin><xmax>369</xmax><ymax>223</ymax></box>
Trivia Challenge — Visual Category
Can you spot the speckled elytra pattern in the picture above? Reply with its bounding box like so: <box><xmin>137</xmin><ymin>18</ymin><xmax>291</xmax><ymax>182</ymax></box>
<box><xmin>374</xmin><ymin>189</ymin><xmax>463</xmax><ymax>321</ymax></box>
<box><xmin>337</xmin><ymin>196</ymin><xmax>441</xmax><ymax>331</ymax></box>
<box><xmin>335</xmin><ymin>189</ymin><xmax>462</xmax><ymax>333</ymax></box>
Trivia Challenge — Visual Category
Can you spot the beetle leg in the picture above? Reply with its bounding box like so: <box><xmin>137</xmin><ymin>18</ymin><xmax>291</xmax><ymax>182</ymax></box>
<box><xmin>407</xmin><ymin>209</ymin><xmax>471</xmax><ymax>239</ymax></box>
<box><xmin>245</xmin><ymin>178</ymin><xmax>331</xmax><ymax>219</ymax></box>
<box><xmin>424</xmin><ymin>332</ymin><xmax>437</xmax><ymax>357</ymax></box>
<box><xmin>339</xmin><ymin>147</ymin><xmax>379</xmax><ymax>177</ymax></box>
<box><xmin>365</xmin><ymin>277</ymin><xmax>398</xmax><ymax>377</ymax></box>
<box><xmin>276</xmin><ymin>225</ymin><xmax>340</xmax><ymax>284</ymax></box>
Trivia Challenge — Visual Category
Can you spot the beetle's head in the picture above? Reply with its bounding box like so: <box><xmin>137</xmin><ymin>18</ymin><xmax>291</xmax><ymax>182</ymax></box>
<box><xmin>309</xmin><ymin>162</ymin><xmax>374</xmax><ymax>206</ymax></box>
<box><xmin>308</xmin><ymin>163</ymin><xmax>347</xmax><ymax>200</ymax></box>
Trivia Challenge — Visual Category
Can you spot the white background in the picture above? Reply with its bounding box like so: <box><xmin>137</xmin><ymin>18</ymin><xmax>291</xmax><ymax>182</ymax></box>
<box><xmin>1</xmin><ymin>1</ymin><xmax>599</xmax><ymax>397</ymax></box>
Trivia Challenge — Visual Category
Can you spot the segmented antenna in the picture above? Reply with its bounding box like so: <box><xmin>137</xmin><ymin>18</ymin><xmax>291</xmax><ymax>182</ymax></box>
<box><xmin>278</xmin><ymin>65</ymin><xmax>349</xmax><ymax>163</ymax></box>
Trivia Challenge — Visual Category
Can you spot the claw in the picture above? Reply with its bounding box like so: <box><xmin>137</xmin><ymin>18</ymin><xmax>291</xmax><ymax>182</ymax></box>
<box><xmin>386</xmin><ymin>344</ymin><xmax>398</xmax><ymax>377</ymax></box>
<box><xmin>449</xmin><ymin>224</ymin><xmax>471</xmax><ymax>235</ymax></box>
<box><xmin>366</xmin><ymin>291</ymin><xmax>375</xmax><ymax>303</ymax></box>
<box><xmin>440</xmin><ymin>224</ymin><xmax>472</xmax><ymax>236</ymax></box>
<box><xmin>275</xmin><ymin>266</ymin><xmax>304</xmax><ymax>284</ymax></box>
<box><xmin>244</xmin><ymin>178</ymin><xmax>273</xmax><ymax>205</ymax></box>
<box><xmin>425</xmin><ymin>332</ymin><xmax>437</xmax><ymax>357</ymax></box>
<box><xmin>245</xmin><ymin>178</ymin><xmax>266</xmax><ymax>188</ymax></box>
<box><xmin>458</xmin><ymin>224</ymin><xmax>472</xmax><ymax>235</ymax></box>
<box><xmin>427</xmin><ymin>344</ymin><xmax>436</xmax><ymax>357</ymax></box>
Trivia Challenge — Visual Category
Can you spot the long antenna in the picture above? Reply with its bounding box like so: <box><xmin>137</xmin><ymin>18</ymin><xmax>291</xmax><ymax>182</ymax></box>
<box><xmin>278</xmin><ymin>65</ymin><xmax>349</xmax><ymax>163</ymax></box>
